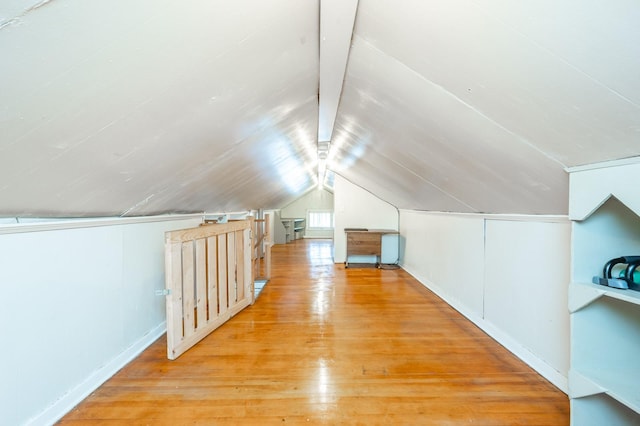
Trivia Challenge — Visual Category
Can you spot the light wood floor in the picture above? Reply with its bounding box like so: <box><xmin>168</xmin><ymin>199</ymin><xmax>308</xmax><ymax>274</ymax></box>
<box><xmin>59</xmin><ymin>239</ymin><xmax>569</xmax><ymax>425</ymax></box>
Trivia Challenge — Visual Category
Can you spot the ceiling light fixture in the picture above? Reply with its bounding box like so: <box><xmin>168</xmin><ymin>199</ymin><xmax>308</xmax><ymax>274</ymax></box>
<box><xmin>317</xmin><ymin>141</ymin><xmax>330</xmax><ymax>190</ymax></box>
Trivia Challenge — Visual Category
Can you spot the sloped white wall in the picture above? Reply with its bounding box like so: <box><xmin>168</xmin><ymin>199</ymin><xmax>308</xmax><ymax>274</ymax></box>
<box><xmin>0</xmin><ymin>216</ymin><xmax>202</xmax><ymax>426</ymax></box>
<box><xmin>281</xmin><ymin>188</ymin><xmax>334</xmax><ymax>238</ymax></box>
<box><xmin>484</xmin><ymin>219</ymin><xmax>571</xmax><ymax>385</ymax></box>
<box><xmin>399</xmin><ymin>212</ymin><xmax>486</xmax><ymax>315</ymax></box>
<box><xmin>333</xmin><ymin>174</ymin><xmax>398</xmax><ymax>262</ymax></box>
<box><xmin>399</xmin><ymin>210</ymin><xmax>571</xmax><ymax>392</ymax></box>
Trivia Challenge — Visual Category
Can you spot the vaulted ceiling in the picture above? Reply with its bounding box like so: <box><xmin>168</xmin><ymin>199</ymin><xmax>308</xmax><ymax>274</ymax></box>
<box><xmin>2</xmin><ymin>0</ymin><xmax>639</xmax><ymax>217</ymax></box>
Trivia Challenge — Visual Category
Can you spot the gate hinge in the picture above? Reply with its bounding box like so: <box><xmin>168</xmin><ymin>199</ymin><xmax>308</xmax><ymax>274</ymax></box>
<box><xmin>155</xmin><ymin>289</ymin><xmax>171</xmax><ymax>296</ymax></box>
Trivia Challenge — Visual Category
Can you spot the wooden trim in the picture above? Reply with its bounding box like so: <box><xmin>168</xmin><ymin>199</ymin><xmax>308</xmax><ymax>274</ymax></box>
<box><xmin>565</xmin><ymin>156</ymin><xmax>640</xmax><ymax>173</ymax></box>
<box><xmin>398</xmin><ymin>209</ymin><xmax>568</xmax><ymax>223</ymax></box>
<box><xmin>253</xmin><ymin>233</ymin><xmax>265</xmax><ymax>249</ymax></box>
<box><xmin>166</xmin><ymin>220</ymin><xmax>250</xmax><ymax>243</ymax></box>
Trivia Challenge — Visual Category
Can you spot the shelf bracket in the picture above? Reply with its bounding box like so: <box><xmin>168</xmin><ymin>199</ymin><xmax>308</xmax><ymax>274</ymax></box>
<box><xmin>569</xmin><ymin>283</ymin><xmax>604</xmax><ymax>313</ymax></box>
<box><xmin>568</xmin><ymin>370</ymin><xmax>606</xmax><ymax>399</ymax></box>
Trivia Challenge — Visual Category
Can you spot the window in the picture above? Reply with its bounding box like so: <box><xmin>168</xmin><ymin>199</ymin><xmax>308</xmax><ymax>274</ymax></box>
<box><xmin>307</xmin><ymin>210</ymin><xmax>334</xmax><ymax>229</ymax></box>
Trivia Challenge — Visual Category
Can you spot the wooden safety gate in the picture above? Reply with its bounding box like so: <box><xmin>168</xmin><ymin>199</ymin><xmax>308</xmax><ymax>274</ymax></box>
<box><xmin>164</xmin><ymin>219</ymin><xmax>254</xmax><ymax>360</ymax></box>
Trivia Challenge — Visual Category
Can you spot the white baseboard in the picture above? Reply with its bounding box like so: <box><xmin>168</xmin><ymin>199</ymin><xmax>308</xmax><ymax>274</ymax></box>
<box><xmin>27</xmin><ymin>322</ymin><xmax>167</xmax><ymax>426</ymax></box>
<box><xmin>401</xmin><ymin>264</ymin><xmax>568</xmax><ymax>394</ymax></box>
<box><xmin>478</xmin><ymin>317</ymin><xmax>568</xmax><ymax>393</ymax></box>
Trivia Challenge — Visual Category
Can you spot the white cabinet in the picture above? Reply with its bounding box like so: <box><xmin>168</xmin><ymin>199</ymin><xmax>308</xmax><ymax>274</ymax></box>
<box><xmin>568</xmin><ymin>159</ymin><xmax>640</xmax><ymax>425</ymax></box>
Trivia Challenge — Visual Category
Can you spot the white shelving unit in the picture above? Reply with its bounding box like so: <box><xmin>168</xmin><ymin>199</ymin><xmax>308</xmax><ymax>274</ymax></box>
<box><xmin>568</xmin><ymin>159</ymin><xmax>640</xmax><ymax>425</ymax></box>
<box><xmin>272</xmin><ymin>211</ymin><xmax>285</xmax><ymax>244</ymax></box>
<box><xmin>292</xmin><ymin>218</ymin><xmax>305</xmax><ymax>240</ymax></box>
<box><xmin>272</xmin><ymin>211</ymin><xmax>305</xmax><ymax>244</ymax></box>
<box><xmin>281</xmin><ymin>218</ymin><xmax>293</xmax><ymax>243</ymax></box>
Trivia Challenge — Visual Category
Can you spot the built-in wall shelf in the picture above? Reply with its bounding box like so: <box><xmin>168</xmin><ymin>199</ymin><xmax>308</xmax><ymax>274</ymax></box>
<box><xmin>569</xmin><ymin>281</ymin><xmax>640</xmax><ymax>312</ymax></box>
<box><xmin>568</xmin><ymin>158</ymin><xmax>640</xmax><ymax>425</ymax></box>
<box><xmin>273</xmin><ymin>213</ymin><xmax>305</xmax><ymax>244</ymax></box>
<box><xmin>293</xmin><ymin>218</ymin><xmax>305</xmax><ymax>239</ymax></box>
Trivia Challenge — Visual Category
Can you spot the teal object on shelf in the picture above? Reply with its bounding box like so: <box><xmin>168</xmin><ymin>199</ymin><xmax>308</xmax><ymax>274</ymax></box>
<box><xmin>618</xmin><ymin>269</ymin><xmax>640</xmax><ymax>283</ymax></box>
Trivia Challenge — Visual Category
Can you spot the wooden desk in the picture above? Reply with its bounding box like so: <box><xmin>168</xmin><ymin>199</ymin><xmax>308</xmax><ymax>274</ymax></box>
<box><xmin>344</xmin><ymin>228</ymin><xmax>399</xmax><ymax>268</ymax></box>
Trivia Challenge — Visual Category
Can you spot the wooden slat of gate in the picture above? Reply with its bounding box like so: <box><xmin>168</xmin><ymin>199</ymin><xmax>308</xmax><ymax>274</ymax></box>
<box><xmin>217</xmin><ymin>233</ymin><xmax>228</xmax><ymax>316</ymax></box>
<box><xmin>195</xmin><ymin>238</ymin><xmax>207</xmax><ymax>328</ymax></box>
<box><xmin>165</xmin><ymin>241</ymin><xmax>183</xmax><ymax>356</ymax></box>
<box><xmin>264</xmin><ymin>214</ymin><xmax>272</xmax><ymax>281</ymax></box>
<box><xmin>235</xmin><ymin>230</ymin><xmax>244</xmax><ymax>302</ymax></box>
<box><xmin>244</xmin><ymin>228</ymin><xmax>253</xmax><ymax>302</ymax></box>
<box><xmin>181</xmin><ymin>241</ymin><xmax>195</xmax><ymax>338</ymax></box>
<box><xmin>227</xmin><ymin>232</ymin><xmax>236</xmax><ymax>305</ymax></box>
<box><xmin>206</xmin><ymin>236</ymin><xmax>218</xmax><ymax>321</ymax></box>
<box><xmin>166</xmin><ymin>220</ymin><xmax>248</xmax><ymax>242</ymax></box>
<box><xmin>251</xmin><ymin>215</ymin><xmax>271</xmax><ymax>283</ymax></box>
<box><xmin>266</xmin><ymin>215</ymin><xmax>271</xmax><ymax>280</ymax></box>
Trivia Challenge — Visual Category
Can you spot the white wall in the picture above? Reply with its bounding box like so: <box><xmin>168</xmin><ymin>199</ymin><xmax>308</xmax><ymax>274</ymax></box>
<box><xmin>333</xmin><ymin>174</ymin><xmax>398</xmax><ymax>262</ymax></box>
<box><xmin>399</xmin><ymin>210</ymin><xmax>571</xmax><ymax>392</ymax></box>
<box><xmin>400</xmin><ymin>212</ymin><xmax>486</xmax><ymax>314</ymax></box>
<box><xmin>281</xmin><ymin>188</ymin><xmax>334</xmax><ymax>238</ymax></box>
<box><xmin>0</xmin><ymin>215</ymin><xmax>202</xmax><ymax>426</ymax></box>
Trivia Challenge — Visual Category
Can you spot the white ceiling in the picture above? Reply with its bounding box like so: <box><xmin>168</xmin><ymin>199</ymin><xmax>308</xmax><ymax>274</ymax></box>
<box><xmin>1</xmin><ymin>0</ymin><xmax>640</xmax><ymax>217</ymax></box>
<box><xmin>318</xmin><ymin>0</ymin><xmax>358</xmax><ymax>143</ymax></box>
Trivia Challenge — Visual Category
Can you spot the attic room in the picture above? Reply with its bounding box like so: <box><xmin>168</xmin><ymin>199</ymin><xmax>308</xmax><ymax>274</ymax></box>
<box><xmin>2</xmin><ymin>0</ymin><xmax>640</xmax><ymax>424</ymax></box>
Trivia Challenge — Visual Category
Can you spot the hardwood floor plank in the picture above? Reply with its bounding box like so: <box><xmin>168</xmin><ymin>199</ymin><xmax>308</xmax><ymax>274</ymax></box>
<box><xmin>58</xmin><ymin>239</ymin><xmax>569</xmax><ymax>425</ymax></box>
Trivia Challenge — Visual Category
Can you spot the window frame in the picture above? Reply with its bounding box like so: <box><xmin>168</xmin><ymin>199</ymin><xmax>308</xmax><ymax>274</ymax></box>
<box><xmin>306</xmin><ymin>209</ymin><xmax>334</xmax><ymax>230</ymax></box>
